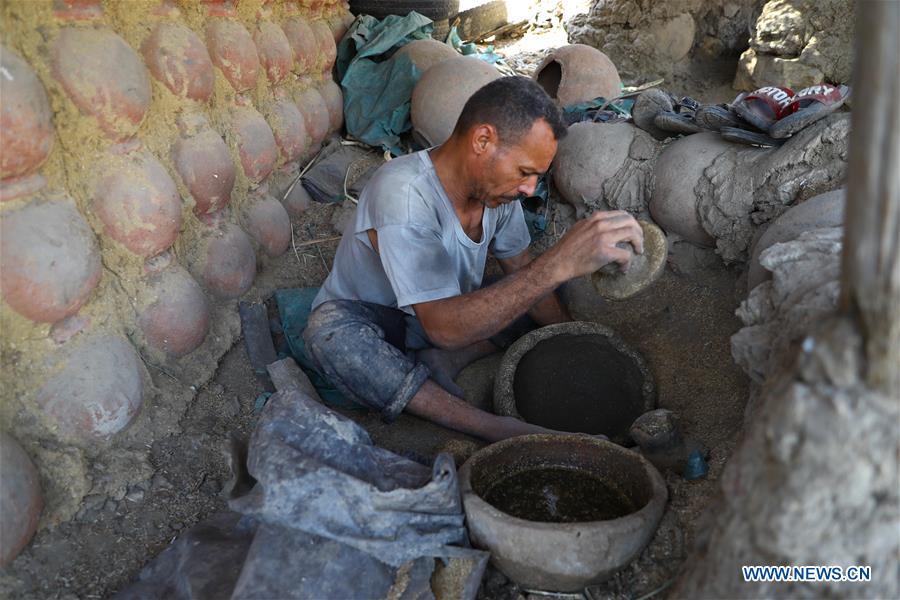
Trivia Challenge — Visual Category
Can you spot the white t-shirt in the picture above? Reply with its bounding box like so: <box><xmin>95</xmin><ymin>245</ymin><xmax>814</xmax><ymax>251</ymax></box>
<box><xmin>312</xmin><ymin>150</ymin><xmax>531</xmax><ymax>314</ymax></box>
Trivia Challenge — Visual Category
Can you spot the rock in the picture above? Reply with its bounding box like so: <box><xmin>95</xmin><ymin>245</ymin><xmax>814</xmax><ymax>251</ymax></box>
<box><xmin>0</xmin><ymin>198</ymin><xmax>102</xmax><ymax>323</ymax></box>
<box><xmin>141</xmin><ymin>21</ymin><xmax>214</xmax><ymax>102</ymax></box>
<box><xmin>266</xmin><ymin>97</ymin><xmax>310</xmax><ymax>163</ymax></box>
<box><xmin>255</xmin><ymin>21</ymin><xmax>294</xmax><ymax>85</ymax></box>
<box><xmin>649</xmin><ymin>133</ymin><xmax>732</xmax><ymax>246</ymax></box>
<box><xmin>0</xmin><ymin>46</ymin><xmax>53</xmax><ymax>185</ymax></box>
<box><xmin>92</xmin><ymin>150</ymin><xmax>183</xmax><ymax>257</ymax></box>
<box><xmin>591</xmin><ymin>220</ymin><xmax>667</xmax><ymax>300</ymax></box>
<box><xmin>0</xmin><ymin>433</ymin><xmax>43</xmax><ymax>567</ymax></box>
<box><xmin>410</xmin><ymin>56</ymin><xmax>500</xmax><ymax>146</ymax></box>
<box><xmin>231</xmin><ymin>105</ymin><xmax>278</xmax><ymax>183</ymax></box>
<box><xmin>36</xmin><ymin>333</ymin><xmax>145</xmax><ymax>442</ymax></box>
<box><xmin>747</xmin><ymin>189</ymin><xmax>845</xmax><ymax>291</ymax></box>
<box><xmin>318</xmin><ymin>79</ymin><xmax>344</xmax><ymax>132</ymax></box>
<box><xmin>552</xmin><ymin>121</ymin><xmax>658</xmax><ymax>217</ymax></box>
<box><xmin>393</xmin><ymin>39</ymin><xmax>459</xmax><ymax>75</ymax></box>
<box><xmin>52</xmin><ymin>27</ymin><xmax>151</xmax><ymax>140</ymax></box>
<box><xmin>241</xmin><ymin>192</ymin><xmax>292</xmax><ymax>257</ymax></box>
<box><xmin>734</xmin><ymin>48</ymin><xmax>824</xmax><ymax>91</ymax></box>
<box><xmin>172</xmin><ymin>115</ymin><xmax>236</xmax><ymax>216</ymax></box>
<box><xmin>206</xmin><ymin>18</ymin><xmax>260</xmax><ymax>92</ymax></box>
<box><xmin>136</xmin><ymin>264</ymin><xmax>210</xmax><ymax>357</ymax></box>
<box><xmin>735</xmin><ymin>0</ymin><xmax>855</xmax><ymax>90</ymax></box>
<box><xmin>282</xmin><ymin>17</ymin><xmax>319</xmax><ymax>74</ymax></box>
<box><xmin>295</xmin><ymin>87</ymin><xmax>330</xmax><ymax>146</ymax></box>
<box><xmin>534</xmin><ymin>44</ymin><xmax>621</xmax><ymax>106</ymax></box>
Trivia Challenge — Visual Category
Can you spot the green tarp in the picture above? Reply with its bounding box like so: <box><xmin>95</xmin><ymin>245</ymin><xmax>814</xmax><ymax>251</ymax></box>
<box><xmin>336</xmin><ymin>12</ymin><xmax>436</xmax><ymax>154</ymax></box>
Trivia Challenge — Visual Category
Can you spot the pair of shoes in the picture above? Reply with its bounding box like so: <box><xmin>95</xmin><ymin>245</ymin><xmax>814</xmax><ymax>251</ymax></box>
<box><xmin>632</xmin><ymin>88</ymin><xmax>707</xmax><ymax>139</ymax></box>
<box><xmin>721</xmin><ymin>84</ymin><xmax>851</xmax><ymax>147</ymax></box>
<box><xmin>634</xmin><ymin>84</ymin><xmax>851</xmax><ymax>148</ymax></box>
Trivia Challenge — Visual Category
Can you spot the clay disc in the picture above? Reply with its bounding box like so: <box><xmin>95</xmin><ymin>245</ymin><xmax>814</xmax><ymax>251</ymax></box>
<box><xmin>592</xmin><ymin>220</ymin><xmax>667</xmax><ymax>300</ymax></box>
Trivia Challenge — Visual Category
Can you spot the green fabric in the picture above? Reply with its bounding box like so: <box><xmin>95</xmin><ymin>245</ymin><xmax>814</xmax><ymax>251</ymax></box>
<box><xmin>274</xmin><ymin>287</ymin><xmax>358</xmax><ymax>410</ymax></box>
<box><xmin>336</xmin><ymin>12</ymin><xmax>435</xmax><ymax>154</ymax></box>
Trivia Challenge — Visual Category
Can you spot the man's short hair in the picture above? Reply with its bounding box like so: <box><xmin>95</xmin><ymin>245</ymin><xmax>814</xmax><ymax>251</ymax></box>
<box><xmin>452</xmin><ymin>76</ymin><xmax>567</xmax><ymax>145</ymax></box>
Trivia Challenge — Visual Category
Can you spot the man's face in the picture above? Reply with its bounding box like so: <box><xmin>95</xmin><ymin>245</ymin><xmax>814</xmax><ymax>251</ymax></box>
<box><xmin>472</xmin><ymin>119</ymin><xmax>558</xmax><ymax>209</ymax></box>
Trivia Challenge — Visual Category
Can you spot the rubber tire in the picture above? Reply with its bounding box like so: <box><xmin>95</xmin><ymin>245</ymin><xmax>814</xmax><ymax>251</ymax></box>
<box><xmin>455</xmin><ymin>0</ymin><xmax>508</xmax><ymax>40</ymax></box>
<box><xmin>348</xmin><ymin>0</ymin><xmax>459</xmax><ymax>21</ymax></box>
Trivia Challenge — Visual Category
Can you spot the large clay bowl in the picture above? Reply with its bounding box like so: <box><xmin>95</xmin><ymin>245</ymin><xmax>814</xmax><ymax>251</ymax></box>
<box><xmin>459</xmin><ymin>434</ymin><xmax>667</xmax><ymax>592</ymax></box>
<box><xmin>494</xmin><ymin>321</ymin><xmax>656</xmax><ymax>444</ymax></box>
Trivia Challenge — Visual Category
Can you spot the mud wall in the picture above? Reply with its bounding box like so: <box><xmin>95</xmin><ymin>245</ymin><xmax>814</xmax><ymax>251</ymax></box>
<box><xmin>564</xmin><ymin>0</ymin><xmax>766</xmax><ymax>84</ymax></box>
<box><xmin>0</xmin><ymin>0</ymin><xmax>352</xmax><ymax>562</ymax></box>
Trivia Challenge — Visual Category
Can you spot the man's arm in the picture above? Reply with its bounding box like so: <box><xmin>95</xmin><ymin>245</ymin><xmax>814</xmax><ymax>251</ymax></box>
<box><xmin>497</xmin><ymin>248</ymin><xmax>571</xmax><ymax>325</ymax></box>
<box><xmin>412</xmin><ymin>211</ymin><xmax>643</xmax><ymax>350</ymax></box>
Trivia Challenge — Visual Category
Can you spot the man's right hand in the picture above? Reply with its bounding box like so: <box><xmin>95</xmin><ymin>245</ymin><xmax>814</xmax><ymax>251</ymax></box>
<box><xmin>543</xmin><ymin>211</ymin><xmax>644</xmax><ymax>283</ymax></box>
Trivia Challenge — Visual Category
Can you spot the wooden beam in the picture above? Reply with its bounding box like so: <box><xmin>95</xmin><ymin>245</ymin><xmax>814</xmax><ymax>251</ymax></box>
<box><xmin>840</xmin><ymin>0</ymin><xmax>900</xmax><ymax>396</ymax></box>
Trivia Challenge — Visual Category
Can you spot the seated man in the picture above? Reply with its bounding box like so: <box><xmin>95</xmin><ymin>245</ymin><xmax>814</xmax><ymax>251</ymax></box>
<box><xmin>304</xmin><ymin>76</ymin><xmax>643</xmax><ymax>442</ymax></box>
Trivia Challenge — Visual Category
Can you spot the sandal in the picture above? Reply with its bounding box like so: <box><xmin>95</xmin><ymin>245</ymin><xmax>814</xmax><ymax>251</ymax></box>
<box><xmin>694</xmin><ymin>93</ymin><xmax>750</xmax><ymax>131</ymax></box>
<box><xmin>769</xmin><ymin>84</ymin><xmax>851</xmax><ymax>139</ymax></box>
<box><xmin>731</xmin><ymin>86</ymin><xmax>796</xmax><ymax>132</ymax></box>
<box><xmin>720</xmin><ymin>126</ymin><xmax>784</xmax><ymax>148</ymax></box>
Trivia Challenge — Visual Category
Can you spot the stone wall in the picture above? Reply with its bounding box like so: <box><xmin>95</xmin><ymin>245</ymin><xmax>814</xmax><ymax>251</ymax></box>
<box><xmin>564</xmin><ymin>0</ymin><xmax>766</xmax><ymax>84</ymax></box>
<box><xmin>0</xmin><ymin>0</ymin><xmax>352</xmax><ymax>561</ymax></box>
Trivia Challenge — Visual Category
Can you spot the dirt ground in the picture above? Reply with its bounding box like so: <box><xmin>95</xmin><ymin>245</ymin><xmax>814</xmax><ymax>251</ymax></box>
<box><xmin>1</xmin><ymin>23</ymin><xmax>750</xmax><ymax>600</ymax></box>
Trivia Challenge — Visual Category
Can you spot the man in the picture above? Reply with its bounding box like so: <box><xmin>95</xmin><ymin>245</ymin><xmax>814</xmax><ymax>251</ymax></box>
<box><xmin>304</xmin><ymin>76</ymin><xmax>643</xmax><ymax>442</ymax></box>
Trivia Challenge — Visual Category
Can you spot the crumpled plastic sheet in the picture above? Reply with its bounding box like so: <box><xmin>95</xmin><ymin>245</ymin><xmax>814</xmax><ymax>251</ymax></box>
<box><xmin>115</xmin><ymin>388</ymin><xmax>487</xmax><ymax>599</ymax></box>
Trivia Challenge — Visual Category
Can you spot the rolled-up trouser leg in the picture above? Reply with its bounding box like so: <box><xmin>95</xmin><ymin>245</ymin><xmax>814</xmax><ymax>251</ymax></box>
<box><xmin>303</xmin><ymin>300</ymin><xmax>430</xmax><ymax>422</ymax></box>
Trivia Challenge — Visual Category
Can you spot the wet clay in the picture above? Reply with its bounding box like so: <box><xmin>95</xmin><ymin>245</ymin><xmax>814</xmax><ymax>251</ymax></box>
<box><xmin>513</xmin><ymin>333</ymin><xmax>645</xmax><ymax>438</ymax></box>
<box><xmin>482</xmin><ymin>466</ymin><xmax>637</xmax><ymax>523</ymax></box>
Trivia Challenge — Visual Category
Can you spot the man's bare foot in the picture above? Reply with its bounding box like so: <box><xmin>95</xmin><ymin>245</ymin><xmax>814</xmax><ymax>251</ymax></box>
<box><xmin>415</xmin><ymin>340</ymin><xmax>499</xmax><ymax>398</ymax></box>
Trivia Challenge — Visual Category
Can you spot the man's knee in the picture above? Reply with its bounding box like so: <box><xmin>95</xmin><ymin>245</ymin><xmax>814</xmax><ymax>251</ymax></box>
<box><xmin>304</xmin><ymin>300</ymin><xmax>369</xmax><ymax>361</ymax></box>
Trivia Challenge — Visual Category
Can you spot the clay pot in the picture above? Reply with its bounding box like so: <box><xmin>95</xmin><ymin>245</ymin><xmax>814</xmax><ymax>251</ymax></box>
<box><xmin>241</xmin><ymin>192</ymin><xmax>292</xmax><ymax>257</ymax></box>
<box><xmin>136</xmin><ymin>264</ymin><xmax>210</xmax><ymax>356</ymax></box>
<box><xmin>52</xmin><ymin>27</ymin><xmax>151</xmax><ymax>141</ymax></box>
<box><xmin>268</xmin><ymin>98</ymin><xmax>311</xmax><ymax>162</ymax></box>
<box><xmin>282</xmin><ymin>17</ymin><xmax>319</xmax><ymax>74</ymax></box>
<box><xmin>255</xmin><ymin>21</ymin><xmax>294</xmax><ymax>85</ymax></box>
<box><xmin>394</xmin><ymin>38</ymin><xmax>459</xmax><ymax>75</ymax></box>
<box><xmin>0</xmin><ymin>198</ymin><xmax>101</xmax><ymax>323</ymax></box>
<box><xmin>206</xmin><ymin>18</ymin><xmax>260</xmax><ymax>92</ymax></box>
<box><xmin>0</xmin><ymin>433</ymin><xmax>42</xmax><ymax>567</ymax></box>
<box><xmin>281</xmin><ymin>181</ymin><xmax>312</xmax><ymax>219</ymax></box>
<box><xmin>141</xmin><ymin>21</ymin><xmax>214</xmax><ymax>102</ymax></box>
<box><xmin>552</xmin><ymin>122</ymin><xmax>644</xmax><ymax>213</ymax></box>
<box><xmin>36</xmin><ymin>333</ymin><xmax>145</xmax><ymax>442</ymax></box>
<box><xmin>318</xmin><ymin>79</ymin><xmax>343</xmax><ymax>132</ymax></box>
<box><xmin>172</xmin><ymin>119</ymin><xmax>236</xmax><ymax>216</ymax></box>
<box><xmin>649</xmin><ymin>132</ymin><xmax>732</xmax><ymax>246</ymax></box>
<box><xmin>411</xmin><ymin>56</ymin><xmax>500</xmax><ymax>146</ymax></box>
<box><xmin>494</xmin><ymin>321</ymin><xmax>656</xmax><ymax>444</ymax></box>
<box><xmin>92</xmin><ymin>151</ymin><xmax>182</xmax><ymax>257</ymax></box>
<box><xmin>0</xmin><ymin>47</ymin><xmax>53</xmax><ymax>187</ymax></box>
<box><xmin>295</xmin><ymin>87</ymin><xmax>330</xmax><ymax>145</ymax></box>
<box><xmin>53</xmin><ymin>0</ymin><xmax>104</xmax><ymax>21</ymax></box>
<box><xmin>748</xmin><ymin>189</ymin><xmax>846</xmax><ymax>291</ymax></box>
<box><xmin>459</xmin><ymin>434</ymin><xmax>667</xmax><ymax>591</ymax></box>
<box><xmin>310</xmin><ymin>19</ymin><xmax>337</xmax><ymax>72</ymax></box>
<box><xmin>231</xmin><ymin>106</ymin><xmax>278</xmax><ymax>183</ymax></box>
<box><xmin>191</xmin><ymin>223</ymin><xmax>257</xmax><ymax>299</ymax></box>
<box><xmin>534</xmin><ymin>44</ymin><xmax>621</xmax><ymax>106</ymax></box>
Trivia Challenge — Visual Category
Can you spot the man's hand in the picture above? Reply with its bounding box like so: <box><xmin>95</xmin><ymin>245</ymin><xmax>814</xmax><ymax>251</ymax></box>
<box><xmin>542</xmin><ymin>211</ymin><xmax>644</xmax><ymax>284</ymax></box>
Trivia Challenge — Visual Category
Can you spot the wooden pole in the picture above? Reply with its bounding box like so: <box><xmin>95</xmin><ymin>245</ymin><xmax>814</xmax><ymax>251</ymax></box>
<box><xmin>840</xmin><ymin>0</ymin><xmax>900</xmax><ymax>396</ymax></box>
